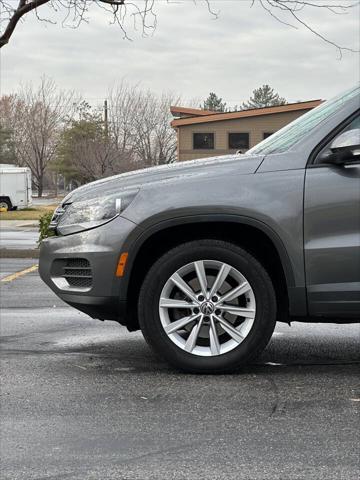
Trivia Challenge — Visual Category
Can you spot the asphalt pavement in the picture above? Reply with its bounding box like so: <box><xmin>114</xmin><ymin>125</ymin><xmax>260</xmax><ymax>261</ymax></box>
<box><xmin>0</xmin><ymin>222</ymin><xmax>38</xmax><ymax>250</ymax></box>
<box><xmin>0</xmin><ymin>258</ymin><xmax>359</xmax><ymax>480</ymax></box>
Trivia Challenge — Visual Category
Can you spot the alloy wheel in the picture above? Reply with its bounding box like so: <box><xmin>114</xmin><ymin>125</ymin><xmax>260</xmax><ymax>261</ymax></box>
<box><xmin>159</xmin><ymin>260</ymin><xmax>256</xmax><ymax>357</ymax></box>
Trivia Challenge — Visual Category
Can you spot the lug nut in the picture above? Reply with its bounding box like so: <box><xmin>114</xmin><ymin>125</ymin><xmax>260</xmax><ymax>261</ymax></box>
<box><xmin>193</xmin><ymin>307</ymin><xmax>200</xmax><ymax>314</ymax></box>
<box><xmin>212</xmin><ymin>296</ymin><xmax>218</xmax><ymax>302</ymax></box>
<box><xmin>215</xmin><ymin>309</ymin><xmax>221</xmax><ymax>316</ymax></box>
<box><xmin>198</xmin><ymin>295</ymin><xmax>205</xmax><ymax>302</ymax></box>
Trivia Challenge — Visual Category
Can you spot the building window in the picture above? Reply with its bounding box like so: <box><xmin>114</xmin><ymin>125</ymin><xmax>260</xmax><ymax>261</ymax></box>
<box><xmin>193</xmin><ymin>133</ymin><xmax>215</xmax><ymax>150</ymax></box>
<box><xmin>228</xmin><ymin>133</ymin><xmax>249</xmax><ymax>150</ymax></box>
<box><xmin>263</xmin><ymin>132</ymin><xmax>274</xmax><ymax>139</ymax></box>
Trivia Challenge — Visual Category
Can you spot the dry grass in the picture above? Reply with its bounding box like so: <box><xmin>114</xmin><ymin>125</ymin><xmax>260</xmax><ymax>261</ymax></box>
<box><xmin>0</xmin><ymin>205</ymin><xmax>57</xmax><ymax>221</ymax></box>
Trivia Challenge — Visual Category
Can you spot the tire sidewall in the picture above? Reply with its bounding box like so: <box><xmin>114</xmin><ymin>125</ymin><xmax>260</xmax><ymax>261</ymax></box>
<box><xmin>0</xmin><ymin>199</ymin><xmax>11</xmax><ymax>211</ymax></box>
<box><xmin>139</xmin><ymin>240</ymin><xmax>276</xmax><ymax>373</ymax></box>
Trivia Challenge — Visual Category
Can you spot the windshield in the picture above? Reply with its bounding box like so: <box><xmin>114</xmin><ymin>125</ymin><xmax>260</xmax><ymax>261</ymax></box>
<box><xmin>248</xmin><ymin>85</ymin><xmax>360</xmax><ymax>156</ymax></box>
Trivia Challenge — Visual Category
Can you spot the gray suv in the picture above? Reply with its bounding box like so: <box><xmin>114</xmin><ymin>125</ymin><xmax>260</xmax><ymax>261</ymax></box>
<box><xmin>39</xmin><ymin>86</ymin><xmax>360</xmax><ymax>373</ymax></box>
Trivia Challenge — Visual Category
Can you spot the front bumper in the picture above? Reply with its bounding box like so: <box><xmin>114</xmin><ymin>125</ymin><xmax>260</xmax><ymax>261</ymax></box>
<box><xmin>39</xmin><ymin>216</ymin><xmax>137</xmax><ymax>322</ymax></box>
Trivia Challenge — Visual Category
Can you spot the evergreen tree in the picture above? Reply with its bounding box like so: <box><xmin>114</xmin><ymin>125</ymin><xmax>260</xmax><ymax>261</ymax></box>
<box><xmin>0</xmin><ymin>124</ymin><xmax>17</xmax><ymax>164</ymax></box>
<box><xmin>54</xmin><ymin>102</ymin><xmax>117</xmax><ymax>184</ymax></box>
<box><xmin>242</xmin><ymin>85</ymin><xmax>287</xmax><ymax>110</ymax></box>
<box><xmin>201</xmin><ymin>92</ymin><xmax>227</xmax><ymax>112</ymax></box>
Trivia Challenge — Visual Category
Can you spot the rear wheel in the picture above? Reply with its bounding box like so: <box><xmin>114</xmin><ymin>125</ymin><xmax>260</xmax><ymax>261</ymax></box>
<box><xmin>138</xmin><ymin>239</ymin><xmax>277</xmax><ymax>373</ymax></box>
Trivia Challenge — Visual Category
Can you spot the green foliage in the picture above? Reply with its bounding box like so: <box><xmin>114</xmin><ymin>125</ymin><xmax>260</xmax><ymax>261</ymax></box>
<box><xmin>54</xmin><ymin>101</ymin><xmax>106</xmax><ymax>184</ymax></box>
<box><xmin>0</xmin><ymin>124</ymin><xmax>17</xmax><ymax>164</ymax></box>
<box><xmin>38</xmin><ymin>211</ymin><xmax>55</xmax><ymax>245</ymax></box>
<box><xmin>201</xmin><ymin>92</ymin><xmax>227</xmax><ymax>112</ymax></box>
<box><xmin>242</xmin><ymin>85</ymin><xmax>287</xmax><ymax>110</ymax></box>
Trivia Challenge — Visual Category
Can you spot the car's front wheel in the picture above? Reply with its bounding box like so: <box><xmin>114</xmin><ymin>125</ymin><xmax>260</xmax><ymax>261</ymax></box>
<box><xmin>138</xmin><ymin>239</ymin><xmax>276</xmax><ymax>373</ymax></box>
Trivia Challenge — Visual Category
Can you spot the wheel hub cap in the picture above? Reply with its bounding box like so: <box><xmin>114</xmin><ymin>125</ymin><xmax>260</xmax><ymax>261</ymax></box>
<box><xmin>200</xmin><ymin>301</ymin><xmax>215</xmax><ymax>315</ymax></box>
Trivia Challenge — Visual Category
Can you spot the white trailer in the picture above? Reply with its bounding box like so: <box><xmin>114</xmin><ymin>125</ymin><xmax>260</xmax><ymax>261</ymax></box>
<box><xmin>0</xmin><ymin>164</ymin><xmax>32</xmax><ymax>210</ymax></box>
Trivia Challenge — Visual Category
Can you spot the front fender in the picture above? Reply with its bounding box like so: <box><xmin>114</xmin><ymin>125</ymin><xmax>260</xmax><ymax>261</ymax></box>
<box><xmin>119</xmin><ymin>211</ymin><xmax>307</xmax><ymax>316</ymax></box>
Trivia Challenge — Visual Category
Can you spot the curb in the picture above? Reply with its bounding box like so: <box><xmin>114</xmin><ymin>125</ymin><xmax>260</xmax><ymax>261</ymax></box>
<box><xmin>0</xmin><ymin>221</ymin><xmax>39</xmax><ymax>230</ymax></box>
<box><xmin>0</xmin><ymin>249</ymin><xmax>39</xmax><ymax>259</ymax></box>
<box><xmin>17</xmin><ymin>223</ymin><xmax>39</xmax><ymax>229</ymax></box>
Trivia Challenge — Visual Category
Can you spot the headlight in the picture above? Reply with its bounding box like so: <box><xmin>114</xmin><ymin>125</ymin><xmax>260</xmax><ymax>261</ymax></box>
<box><xmin>51</xmin><ymin>189</ymin><xmax>139</xmax><ymax>236</ymax></box>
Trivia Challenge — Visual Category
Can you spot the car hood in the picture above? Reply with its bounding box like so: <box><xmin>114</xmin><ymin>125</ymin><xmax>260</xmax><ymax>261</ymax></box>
<box><xmin>62</xmin><ymin>153</ymin><xmax>264</xmax><ymax>203</ymax></box>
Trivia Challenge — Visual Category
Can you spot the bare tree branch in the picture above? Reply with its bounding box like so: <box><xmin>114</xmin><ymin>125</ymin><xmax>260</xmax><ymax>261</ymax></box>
<box><xmin>108</xmin><ymin>82</ymin><xmax>180</xmax><ymax>167</ymax></box>
<box><xmin>0</xmin><ymin>0</ymin><xmax>359</xmax><ymax>56</ymax></box>
<box><xmin>262</xmin><ymin>0</ymin><xmax>359</xmax><ymax>59</ymax></box>
<box><xmin>0</xmin><ymin>77</ymin><xmax>76</xmax><ymax>196</ymax></box>
<box><xmin>0</xmin><ymin>0</ymin><xmax>49</xmax><ymax>47</ymax></box>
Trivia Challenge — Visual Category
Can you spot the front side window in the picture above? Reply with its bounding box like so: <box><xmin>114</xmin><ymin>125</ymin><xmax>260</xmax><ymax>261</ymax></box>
<box><xmin>193</xmin><ymin>133</ymin><xmax>214</xmax><ymax>150</ymax></box>
<box><xmin>228</xmin><ymin>133</ymin><xmax>249</xmax><ymax>150</ymax></box>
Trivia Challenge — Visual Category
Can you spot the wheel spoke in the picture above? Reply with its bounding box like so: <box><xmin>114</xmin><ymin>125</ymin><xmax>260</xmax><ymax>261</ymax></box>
<box><xmin>217</xmin><ymin>281</ymin><xmax>250</xmax><ymax>304</ymax></box>
<box><xmin>214</xmin><ymin>315</ymin><xmax>244</xmax><ymax>344</ymax></box>
<box><xmin>160</xmin><ymin>259</ymin><xmax>256</xmax><ymax>358</ymax></box>
<box><xmin>219</xmin><ymin>305</ymin><xmax>255</xmax><ymax>319</ymax></box>
<box><xmin>209</xmin><ymin>316</ymin><xmax>220</xmax><ymax>355</ymax></box>
<box><xmin>194</xmin><ymin>261</ymin><xmax>207</xmax><ymax>297</ymax></box>
<box><xmin>165</xmin><ymin>314</ymin><xmax>200</xmax><ymax>335</ymax></box>
<box><xmin>170</xmin><ymin>272</ymin><xmax>198</xmax><ymax>302</ymax></box>
<box><xmin>160</xmin><ymin>298</ymin><xmax>195</xmax><ymax>309</ymax></box>
<box><xmin>184</xmin><ymin>316</ymin><xmax>203</xmax><ymax>353</ymax></box>
<box><xmin>209</xmin><ymin>263</ymin><xmax>231</xmax><ymax>298</ymax></box>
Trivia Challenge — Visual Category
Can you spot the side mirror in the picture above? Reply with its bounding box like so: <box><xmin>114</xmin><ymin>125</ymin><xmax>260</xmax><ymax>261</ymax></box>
<box><xmin>330</xmin><ymin>128</ymin><xmax>360</xmax><ymax>152</ymax></box>
<box><xmin>319</xmin><ymin>128</ymin><xmax>360</xmax><ymax>165</ymax></box>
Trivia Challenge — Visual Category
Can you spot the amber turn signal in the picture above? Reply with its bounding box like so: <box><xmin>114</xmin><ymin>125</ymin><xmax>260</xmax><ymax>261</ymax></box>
<box><xmin>116</xmin><ymin>252</ymin><xmax>129</xmax><ymax>277</ymax></box>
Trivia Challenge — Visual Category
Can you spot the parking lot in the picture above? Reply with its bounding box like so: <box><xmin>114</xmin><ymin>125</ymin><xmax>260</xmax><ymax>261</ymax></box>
<box><xmin>1</xmin><ymin>257</ymin><xmax>359</xmax><ymax>480</ymax></box>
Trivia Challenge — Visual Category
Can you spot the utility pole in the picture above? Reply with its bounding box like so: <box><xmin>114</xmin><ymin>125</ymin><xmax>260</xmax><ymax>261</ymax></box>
<box><xmin>104</xmin><ymin>99</ymin><xmax>108</xmax><ymax>138</ymax></box>
<box><xmin>54</xmin><ymin>171</ymin><xmax>58</xmax><ymax>198</ymax></box>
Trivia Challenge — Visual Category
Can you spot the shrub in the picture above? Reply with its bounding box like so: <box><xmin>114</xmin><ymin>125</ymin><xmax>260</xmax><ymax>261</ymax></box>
<box><xmin>38</xmin><ymin>211</ymin><xmax>55</xmax><ymax>245</ymax></box>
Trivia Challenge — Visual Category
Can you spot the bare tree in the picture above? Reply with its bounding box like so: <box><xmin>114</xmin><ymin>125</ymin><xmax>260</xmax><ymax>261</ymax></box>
<box><xmin>0</xmin><ymin>1</ymin><xmax>358</xmax><ymax>56</ymax></box>
<box><xmin>107</xmin><ymin>81</ymin><xmax>139</xmax><ymax>164</ymax></box>
<box><xmin>152</xmin><ymin>92</ymin><xmax>181</xmax><ymax>165</ymax></box>
<box><xmin>108</xmin><ymin>83</ymin><xmax>180</xmax><ymax>168</ymax></box>
<box><xmin>0</xmin><ymin>78</ymin><xmax>76</xmax><ymax>196</ymax></box>
<box><xmin>1</xmin><ymin>78</ymin><xmax>181</xmax><ymax>191</ymax></box>
<box><xmin>130</xmin><ymin>90</ymin><xmax>180</xmax><ymax>167</ymax></box>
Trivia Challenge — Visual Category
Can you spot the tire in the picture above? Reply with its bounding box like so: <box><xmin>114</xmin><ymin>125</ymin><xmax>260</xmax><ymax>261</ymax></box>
<box><xmin>0</xmin><ymin>198</ymin><xmax>12</xmax><ymax>211</ymax></box>
<box><xmin>138</xmin><ymin>239</ymin><xmax>277</xmax><ymax>373</ymax></box>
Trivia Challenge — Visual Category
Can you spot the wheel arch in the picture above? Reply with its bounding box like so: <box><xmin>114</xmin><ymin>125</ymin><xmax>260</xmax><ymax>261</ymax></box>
<box><xmin>122</xmin><ymin>214</ymin><xmax>299</xmax><ymax>330</ymax></box>
<box><xmin>0</xmin><ymin>196</ymin><xmax>12</xmax><ymax>210</ymax></box>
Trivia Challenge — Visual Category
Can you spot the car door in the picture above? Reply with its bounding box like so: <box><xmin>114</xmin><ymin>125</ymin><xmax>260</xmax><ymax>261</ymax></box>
<box><xmin>304</xmin><ymin>113</ymin><xmax>360</xmax><ymax>318</ymax></box>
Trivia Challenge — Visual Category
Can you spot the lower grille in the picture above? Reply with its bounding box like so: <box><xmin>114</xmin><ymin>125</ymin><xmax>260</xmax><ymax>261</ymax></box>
<box><xmin>62</xmin><ymin>258</ymin><xmax>92</xmax><ymax>289</ymax></box>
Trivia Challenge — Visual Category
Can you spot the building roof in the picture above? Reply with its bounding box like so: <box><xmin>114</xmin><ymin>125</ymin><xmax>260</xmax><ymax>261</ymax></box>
<box><xmin>170</xmin><ymin>106</ymin><xmax>217</xmax><ymax>118</ymax></box>
<box><xmin>171</xmin><ymin>100</ymin><xmax>323</xmax><ymax>127</ymax></box>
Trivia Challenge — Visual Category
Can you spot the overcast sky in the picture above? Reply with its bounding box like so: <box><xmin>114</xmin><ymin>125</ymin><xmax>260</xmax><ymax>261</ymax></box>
<box><xmin>0</xmin><ymin>0</ymin><xmax>359</xmax><ymax>108</ymax></box>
